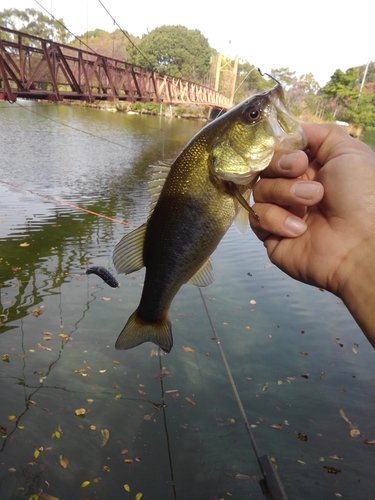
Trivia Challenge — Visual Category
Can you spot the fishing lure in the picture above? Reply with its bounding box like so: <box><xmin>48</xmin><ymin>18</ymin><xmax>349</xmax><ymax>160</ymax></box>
<box><xmin>86</xmin><ymin>266</ymin><xmax>119</xmax><ymax>288</ymax></box>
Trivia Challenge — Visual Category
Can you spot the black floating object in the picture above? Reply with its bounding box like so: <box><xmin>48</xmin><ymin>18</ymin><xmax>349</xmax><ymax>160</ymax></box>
<box><xmin>86</xmin><ymin>266</ymin><xmax>119</xmax><ymax>288</ymax></box>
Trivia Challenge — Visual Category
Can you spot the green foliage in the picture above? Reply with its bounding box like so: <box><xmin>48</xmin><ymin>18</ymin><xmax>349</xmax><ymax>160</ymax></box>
<box><xmin>0</xmin><ymin>7</ymin><xmax>71</xmax><ymax>44</ymax></box>
<box><xmin>271</xmin><ymin>67</ymin><xmax>297</xmax><ymax>87</ymax></box>
<box><xmin>131</xmin><ymin>25</ymin><xmax>212</xmax><ymax>81</ymax></box>
<box><xmin>232</xmin><ymin>61</ymin><xmax>270</xmax><ymax>103</ymax></box>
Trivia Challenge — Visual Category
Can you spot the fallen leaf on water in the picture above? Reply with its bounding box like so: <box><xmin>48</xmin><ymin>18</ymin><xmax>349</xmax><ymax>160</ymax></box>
<box><xmin>250</xmin><ymin>299</ymin><xmax>256</xmax><ymax>304</ymax></box>
<box><xmin>143</xmin><ymin>414</ymin><xmax>151</xmax><ymax>421</ymax></box>
<box><xmin>297</xmin><ymin>433</ymin><xmax>308</xmax><ymax>441</ymax></box>
<box><xmin>300</xmin><ymin>351</ymin><xmax>309</xmax><ymax>356</ymax></box>
<box><xmin>329</xmin><ymin>455</ymin><xmax>343</xmax><ymax>460</ymax></box>
<box><xmin>320</xmin><ymin>372</ymin><xmax>325</xmax><ymax>379</ymax></box>
<box><xmin>39</xmin><ymin>494</ymin><xmax>59</xmax><ymax>500</ymax></box>
<box><xmin>101</xmin><ymin>428</ymin><xmax>110</xmax><ymax>447</ymax></box>
<box><xmin>323</xmin><ymin>466</ymin><xmax>341</xmax><ymax>474</ymax></box>
<box><xmin>32</xmin><ymin>309</ymin><xmax>43</xmax><ymax>317</ymax></box>
<box><xmin>165</xmin><ymin>389</ymin><xmax>178</xmax><ymax>393</ymax></box>
<box><xmin>34</xmin><ymin>449</ymin><xmax>40</xmax><ymax>458</ymax></box>
<box><xmin>101</xmin><ymin>297</ymin><xmax>111</xmax><ymax>301</ymax></box>
<box><xmin>124</xmin><ymin>484</ymin><xmax>130</xmax><ymax>492</ymax></box>
<box><xmin>270</xmin><ymin>424</ymin><xmax>283</xmax><ymax>430</ymax></box>
<box><xmin>138</xmin><ymin>390</ymin><xmax>145</xmax><ymax>395</ymax></box>
<box><xmin>59</xmin><ymin>455</ymin><xmax>68</xmax><ymax>468</ymax></box>
<box><xmin>364</xmin><ymin>438</ymin><xmax>375</xmax><ymax>445</ymax></box>
<box><xmin>124</xmin><ymin>459</ymin><xmax>133</xmax><ymax>464</ymax></box>
<box><xmin>0</xmin><ymin>427</ymin><xmax>7</xmax><ymax>435</ymax></box>
<box><xmin>87</xmin><ymin>399</ymin><xmax>94</xmax><ymax>404</ymax></box>
<box><xmin>90</xmin><ymin>425</ymin><xmax>96</xmax><ymax>431</ymax></box>
<box><xmin>297</xmin><ymin>460</ymin><xmax>306</xmax><ymax>465</ymax></box>
<box><xmin>115</xmin><ymin>394</ymin><xmax>122</xmax><ymax>399</ymax></box>
<box><xmin>262</xmin><ymin>382</ymin><xmax>268</xmax><ymax>391</ymax></box>
<box><xmin>121</xmin><ymin>449</ymin><xmax>129</xmax><ymax>454</ymax></box>
<box><xmin>235</xmin><ymin>473</ymin><xmax>250</xmax><ymax>479</ymax></box>
<box><xmin>277</xmin><ymin>380</ymin><xmax>282</xmax><ymax>385</ymax></box>
<box><xmin>2</xmin><ymin>354</ymin><xmax>9</xmax><ymax>362</ymax></box>
<box><xmin>339</xmin><ymin>409</ymin><xmax>351</xmax><ymax>424</ymax></box>
<box><xmin>20</xmin><ymin>242</ymin><xmax>30</xmax><ymax>247</ymax></box>
<box><xmin>8</xmin><ymin>415</ymin><xmax>16</xmax><ymax>421</ymax></box>
<box><xmin>182</xmin><ymin>346</ymin><xmax>195</xmax><ymax>353</ymax></box>
<box><xmin>103</xmin><ymin>465</ymin><xmax>110</xmax><ymax>472</ymax></box>
<box><xmin>350</xmin><ymin>429</ymin><xmax>361</xmax><ymax>437</ymax></box>
<box><xmin>99</xmin><ymin>369</ymin><xmax>106</xmax><ymax>373</ymax></box>
<box><xmin>185</xmin><ymin>397</ymin><xmax>195</xmax><ymax>405</ymax></box>
<box><xmin>352</xmin><ymin>347</ymin><xmax>358</xmax><ymax>355</ymax></box>
<box><xmin>74</xmin><ymin>408</ymin><xmax>86</xmax><ymax>416</ymax></box>
<box><xmin>135</xmin><ymin>457</ymin><xmax>141</xmax><ymax>462</ymax></box>
<box><xmin>135</xmin><ymin>493</ymin><xmax>143</xmax><ymax>500</ymax></box>
<box><xmin>81</xmin><ymin>481</ymin><xmax>90</xmax><ymax>487</ymax></box>
<box><xmin>301</xmin><ymin>374</ymin><xmax>309</xmax><ymax>379</ymax></box>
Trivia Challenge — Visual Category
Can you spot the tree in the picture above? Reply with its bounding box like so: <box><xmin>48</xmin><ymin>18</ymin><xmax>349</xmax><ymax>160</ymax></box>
<box><xmin>233</xmin><ymin>61</ymin><xmax>270</xmax><ymax>102</ymax></box>
<box><xmin>270</xmin><ymin>67</ymin><xmax>297</xmax><ymax>87</ymax></box>
<box><xmin>130</xmin><ymin>25</ymin><xmax>212</xmax><ymax>82</ymax></box>
<box><xmin>0</xmin><ymin>8</ymin><xmax>71</xmax><ymax>44</ymax></box>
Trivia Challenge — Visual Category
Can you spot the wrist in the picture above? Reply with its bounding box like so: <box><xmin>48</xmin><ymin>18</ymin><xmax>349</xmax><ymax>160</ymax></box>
<box><xmin>336</xmin><ymin>239</ymin><xmax>375</xmax><ymax>347</ymax></box>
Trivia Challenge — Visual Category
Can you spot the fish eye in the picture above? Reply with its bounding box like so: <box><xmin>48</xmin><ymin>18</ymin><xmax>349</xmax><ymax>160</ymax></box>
<box><xmin>243</xmin><ymin>107</ymin><xmax>261</xmax><ymax>123</ymax></box>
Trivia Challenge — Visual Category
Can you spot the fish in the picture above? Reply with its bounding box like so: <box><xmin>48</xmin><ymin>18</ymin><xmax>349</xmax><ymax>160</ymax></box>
<box><xmin>113</xmin><ymin>83</ymin><xmax>308</xmax><ymax>353</ymax></box>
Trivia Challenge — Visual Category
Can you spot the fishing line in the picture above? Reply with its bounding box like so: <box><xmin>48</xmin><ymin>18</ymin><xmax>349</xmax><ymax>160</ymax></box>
<box><xmin>0</xmin><ymin>179</ymin><xmax>131</xmax><ymax>226</ymax></box>
<box><xmin>34</xmin><ymin>0</ymin><xmax>99</xmax><ymax>54</ymax></box>
<box><xmin>157</xmin><ymin>351</ymin><xmax>178</xmax><ymax>500</ymax></box>
<box><xmin>97</xmin><ymin>0</ymin><xmax>156</xmax><ymax>71</ymax></box>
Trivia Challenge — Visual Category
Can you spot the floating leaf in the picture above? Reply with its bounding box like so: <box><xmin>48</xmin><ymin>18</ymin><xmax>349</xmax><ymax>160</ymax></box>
<box><xmin>262</xmin><ymin>382</ymin><xmax>268</xmax><ymax>391</ymax></box>
<box><xmin>99</xmin><ymin>369</ymin><xmax>106</xmax><ymax>373</ymax></box>
<box><xmin>339</xmin><ymin>409</ymin><xmax>351</xmax><ymax>424</ymax></box>
<box><xmin>350</xmin><ymin>429</ymin><xmax>361</xmax><ymax>437</ymax></box>
<box><xmin>101</xmin><ymin>297</ymin><xmax>111</xmax><ymax>301</ymax></box>
<box><xmin>235</xmin><ymin>473</ymin><xmax>250</xmax><ymax>479</ymax></box>
<box><xmin>87</xmin><ymin>399</ymin><xmax>94</xmax><ymax>404</ymax></box>
<box><xmin>90</xmin><ymin>425</ymin><xmax>97</xmax><ymax>431</ymax></box>
<box><xmin>300</xmin><ymin>351</ymin><xmax>309</xmax><ymax>356</ymax></box>
<box><xmin>323</xmin><ymin>466</ymin><xmax>341</xmax><ymax>474</ymax></box>
<box><xmin>143</xmin><ymin>414</ymin><xmax>151</xmax><ymax>421</ymax></box>
<box><xmin>185</xmin><ymin>397</ymin><xmax>195</xmax><ymax>405</ymax></box>
<box><xmin>364</xmin><ymin>439</ymin><xmax>375</xmax><ymax>445</ymax></box>
<box><xmin>270</xmin><ymin>424</ymin><xmax>283</xmax><ymax>430</ymax></box>
<box><xmin>20</xmin><ymin>242</ymin><xmax>30</xmax><ymax>247</ymax></box>
<box><xmin>250</xmin><ymin>299</ymin><xmax>256</xmax><ymax>304</ymax></box>
<box><xmin>135</xmin><ymin>457</ymin><xmax>141</xmax><ymax>462</ymax></box>
<box><xmin>297</xmin><ymin>460</ymin><xmax>306</xmax><ymax>465</ymax></box>
<box><xmin>8</xmin><ymin>415</ymin><xmax>16</xmax><ymax>421</ymax></box>
<box><xmin>34</xmin><ymin>449</ymin><xmax>40</xmax><ymax>458</ymax></box>
<box><xmin>81</xmin><ymin>481</ymin><xmax>90</xmax><ymax>487</ymax></box>
<box><xmin>124</xmin><ymin>458</ymin><xmax>133</xmax><ymax>464</ymax></box>
<box><xmin>2</xmin><ymin>354</ymin><xmax>9</xmax><ymax>362</ymax></box>
<box><xmin>103</xmin><ymin>465</ymin><xmax>110</xmax><ymax>472</ymax></box>
<box><xmin>277</xmin><ymin>381</ymin><xmax>283</xmax><ymax>385</ymax></box>
<box><xmin>124</xmin><ymin>484</ymin><xmax>130</xmax><ymax>492</ymax></box>
<box><xmin>101</xmin><ymin>428</ymin><xmax>110</xmax><ymax>447</ymax></box>
<box><xmin>0</xmin><ymin>427</ymin><xmax>7</xmax><ymax>435</ymax></box>
<box><xmin>121</xmin><ymin>449</ymin><xmax>129</xmax><ymax>454</ymax></box>
<box><xmin>182</xmin><ymin>346</ymin><xmax>195</xmax><ymax>353</ymax></box>
<box><xmin>301</xmin><ymin>374</ymin><xmax>309</xmax><ymax>379</ymax></box>
<box><xmin>59</xmin><ymin>455</ymin><xmax>68</xmax><ymax>468</ymax></box>
<box><xmin>74</xmin><ymin>408</ymin><xmax>86</xmax><ymax>416</ymax></box>
<box><xmin>329</xmin><ymin>455</ymin><xmax>343</xmax><ymax>460</ymax></box>
<box><xmin>297</xmin><ymin>433</ymin><xmax>308</xmax><ymax>441</ymax></box>
<box><xmin>135</xmin><ymin>493</ymin><xmax>143</xmax><ymax>500</ymax></box>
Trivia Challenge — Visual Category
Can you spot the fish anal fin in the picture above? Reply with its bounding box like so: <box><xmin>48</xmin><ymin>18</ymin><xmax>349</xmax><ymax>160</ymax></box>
<box><xmin>115</xmin><ymin>310</ymin><xmax>173</xmax><ymax>353</ymax></box>
<box><xmin>113</xmin><ymin>224</ymin><xmax>146</xmax><ymax>274</ymax></box>
<box><xmin>188</xmin><ymin>258</ymin><xmax>214</xmax><ymax>287</ymax></box>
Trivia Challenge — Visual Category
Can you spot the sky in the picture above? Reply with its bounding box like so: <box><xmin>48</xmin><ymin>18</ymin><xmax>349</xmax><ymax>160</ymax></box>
<box><xmin>4</xmin><ymin>0</ymin><xmax>374</xmax><ymax>86</ymax></box>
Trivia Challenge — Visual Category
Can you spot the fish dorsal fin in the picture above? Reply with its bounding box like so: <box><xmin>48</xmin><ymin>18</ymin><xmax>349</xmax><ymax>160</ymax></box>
<box><xmin>234</xmin><ymin>206</ymin><xmax>249</xmax><ymax>234</ymax></box>
<box><xmin>113</xmin><ymin>223</ymin><xmax>146</xmax><ymax>274</ymax></box>
<box><xmin>147</xmin><ymin>161</ymin><xmax>173</xmax><ymax>216</ymax></box>
<box><xmin>188</xmin><ymin>258</ymin><xmax>214</xmax><ymax>287</ymax></box>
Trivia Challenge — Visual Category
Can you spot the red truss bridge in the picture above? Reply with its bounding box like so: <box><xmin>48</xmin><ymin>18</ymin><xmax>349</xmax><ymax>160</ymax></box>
<box><xmin>0</xmin><ymin>26</ymin><xmax>230</xmax><ymax>109</ymax></box>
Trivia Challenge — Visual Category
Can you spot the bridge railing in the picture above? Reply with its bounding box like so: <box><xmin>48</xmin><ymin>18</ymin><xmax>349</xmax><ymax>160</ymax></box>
<box><xmin>0</xmin><ymin>26</ymin><xmax>230</xmax><ymax>108</ymax></box>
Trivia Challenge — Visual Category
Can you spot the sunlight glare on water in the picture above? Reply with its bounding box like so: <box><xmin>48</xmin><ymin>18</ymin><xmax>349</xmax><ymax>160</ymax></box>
<box><xmin>0</xmin><ymin>101</ymin><xmax>374</xmax><ymax>500</ymax></box>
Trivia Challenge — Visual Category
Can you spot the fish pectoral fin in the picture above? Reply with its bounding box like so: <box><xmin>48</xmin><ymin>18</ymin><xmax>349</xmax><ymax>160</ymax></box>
<box><xmin>113</xmin><ymin>223</ymin><xmax>146</xmax><ymax>274</ymax></box>
<box><xmin>188</xmin><ymin>258</ymin><xmax>214</xmax><ymax>287</ymax></box>
<box><xmin>234</xmin><ymin>206</ymin><xmax>249</xmax><ymax>234</ymax></box>
<box><xmin>115</xmin><ymin>311</ymin><xmax>173</xmax><ymax>353</ymax></box>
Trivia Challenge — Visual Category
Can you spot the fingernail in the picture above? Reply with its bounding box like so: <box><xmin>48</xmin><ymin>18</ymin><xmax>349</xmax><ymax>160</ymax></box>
<box><xmin>285</xmin><ymin>216</ymin><xmax>307</xmax><ymax>235</ymax></box>
<box><xmin>279</xmin><ymin>152</ymin><xmax>299</xmax><ymax>170</ymax></box>
<box><xmin>292</xmin><ymin>181</ymin><xmax>321</xmax><ymax>200</ymax></box>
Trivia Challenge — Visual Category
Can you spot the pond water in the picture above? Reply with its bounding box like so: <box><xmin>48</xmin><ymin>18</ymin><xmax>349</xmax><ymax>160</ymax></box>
<box><xmin>0</xmin><ymin>101</ymin><xmax>374</xmax><ymax>500</ymax></box>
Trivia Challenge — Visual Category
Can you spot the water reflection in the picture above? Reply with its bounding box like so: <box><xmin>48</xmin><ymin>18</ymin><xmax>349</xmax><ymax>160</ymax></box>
<box><xmin>1</xmin><ymin>102</ymin><xmax>375</xmax><ymax>499</ymax></box>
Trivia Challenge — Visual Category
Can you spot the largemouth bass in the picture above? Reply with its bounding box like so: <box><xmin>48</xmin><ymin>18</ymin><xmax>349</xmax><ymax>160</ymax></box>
<box><xmin>113</xmin><ymin>83</ymin><xmax>307</xmax><ymax>352</ymax></box>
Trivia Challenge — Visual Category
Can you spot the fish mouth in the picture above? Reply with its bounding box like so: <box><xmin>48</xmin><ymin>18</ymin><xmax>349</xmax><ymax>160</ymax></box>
<box><xmin>265</xmin><ymin>84</ymin><xmax>309</xmax><ymax>151</ymax></box>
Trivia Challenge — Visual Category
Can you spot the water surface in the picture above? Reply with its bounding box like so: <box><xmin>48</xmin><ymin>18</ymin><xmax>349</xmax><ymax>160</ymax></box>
<box><xmin>0</xmin><ymin>101</ymin><xmax>374</xmax><ymax>500</ymax></box>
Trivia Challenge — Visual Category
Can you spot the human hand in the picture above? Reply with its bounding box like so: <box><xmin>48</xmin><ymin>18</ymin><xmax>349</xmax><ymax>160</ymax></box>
<box><xmin>250</xmin><ymin>122</ymin><xmax>375</xmax><ymax>344</ymax></box>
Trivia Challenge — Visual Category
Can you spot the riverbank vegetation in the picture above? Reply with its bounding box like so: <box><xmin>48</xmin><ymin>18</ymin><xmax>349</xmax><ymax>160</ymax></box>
<box><xmin>1</xmin><ymin>7</ymin><xmax>374</xmax><ymax>131</ymax></box>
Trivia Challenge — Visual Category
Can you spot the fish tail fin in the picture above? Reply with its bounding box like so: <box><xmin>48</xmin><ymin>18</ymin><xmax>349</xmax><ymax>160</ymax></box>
<box><xmin>115</xmin><ymin>311</ymin><xmax>173</xmax><ymax>353</ymax></box>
